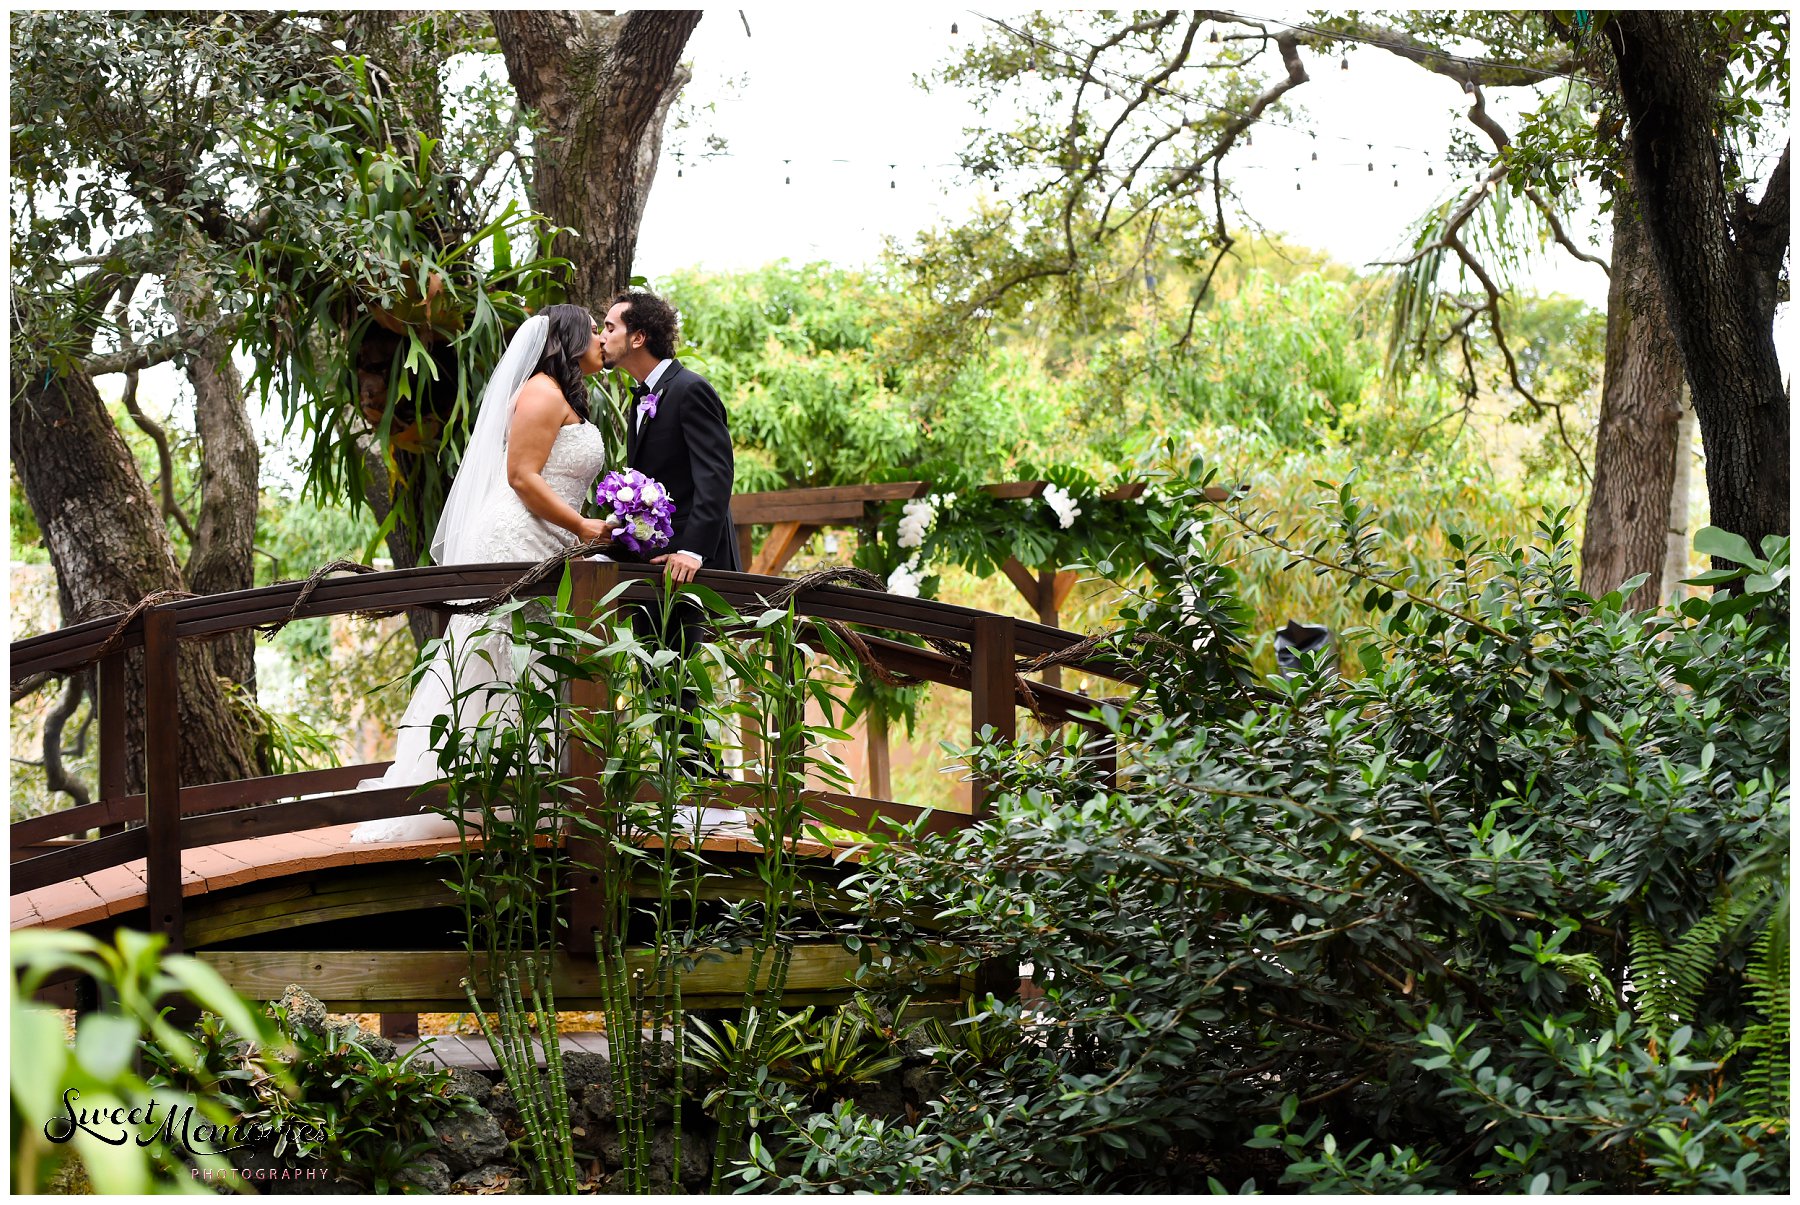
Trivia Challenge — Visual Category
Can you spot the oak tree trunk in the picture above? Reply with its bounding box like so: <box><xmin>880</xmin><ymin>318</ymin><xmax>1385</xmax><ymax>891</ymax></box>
<box><xmin>493</xmin><ymin>9</ymin><xmax>701</xmax><ymax>307</ymax></box>
<box><xmin>13</xmin><ymin>369</ymin><xmax>261</xmax><ymax>795</ymax></box>
<box><xmin>1607</xmin><ymin>12</ymin><xmax>1790</xmax><ymax>561</ymax></box>
<box><xmin>1579</xmin><ymin>188</ymin><xmax>1685</xmax><ymax>609</ymax></box>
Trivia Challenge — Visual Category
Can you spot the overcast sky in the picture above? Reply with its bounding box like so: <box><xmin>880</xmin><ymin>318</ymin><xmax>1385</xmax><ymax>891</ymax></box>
<box><xmin>634</xmin><ymin>7</ymin><xmax>1617</xmax><ymax>306</ymax></box>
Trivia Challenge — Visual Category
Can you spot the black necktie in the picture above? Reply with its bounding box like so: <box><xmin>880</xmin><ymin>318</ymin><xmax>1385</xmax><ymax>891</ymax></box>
<box><xmin>630</xmin><ymin>381</ymin><xmax>649</xmax><ymax>400</ymax></box>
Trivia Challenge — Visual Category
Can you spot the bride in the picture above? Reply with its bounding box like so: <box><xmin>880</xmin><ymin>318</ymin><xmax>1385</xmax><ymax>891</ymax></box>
<box><xmin>350</xmin><ymin>305</ymin><xmax>743</xmax><ymax>843</ymax></box>
<box><xmin>350</xmin><ymin>305</ymin><xmax>612</xmax><ymax>842</ymax></box>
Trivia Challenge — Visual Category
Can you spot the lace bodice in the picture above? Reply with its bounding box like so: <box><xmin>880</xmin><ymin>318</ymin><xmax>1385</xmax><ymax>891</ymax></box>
<box><xmin>466</xmin><ymin>422</ymin><xmax>608</xmax><ymax>562</ymax></box>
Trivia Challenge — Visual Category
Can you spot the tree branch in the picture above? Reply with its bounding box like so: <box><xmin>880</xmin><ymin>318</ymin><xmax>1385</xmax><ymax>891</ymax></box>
<box><xmin>1524</xmin><ymin>185</ymin><xmax>1611</xmax><ymax>275</ymax></box>
<box><xmin>81</xmin><ymin>314</ymin><xmax>229</xmax><ymax>377</ymax></box>
<box><xmin>12</xmin><ymin>672</ymin><xmax>58</xmax><ymax>704</ymax></box>
<box><xmin>1739</xmin><ymin>139</ymin><xmax>1790</xmax><ymax>272</ymax></box>
<box><xmin>112</xmin><ymin>279</ymin><xmax>197</xmax><ymax>541</ymax></box>
<box><xmin>41</xmin><ymin>670</ymin><xmax>93</xmax><ymax>809</ymax></box>
<box><xmin>1309</xmin><ymin>17</ymin><xmax>1583</xmax><ymax>89</ymax></box>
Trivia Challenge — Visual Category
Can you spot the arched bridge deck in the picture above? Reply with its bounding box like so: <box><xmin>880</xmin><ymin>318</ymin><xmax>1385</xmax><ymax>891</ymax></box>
<box><xmin>12</xmin><ymin>562</ymin><xmax>1137</xmax><ymax>1010</ymax></box>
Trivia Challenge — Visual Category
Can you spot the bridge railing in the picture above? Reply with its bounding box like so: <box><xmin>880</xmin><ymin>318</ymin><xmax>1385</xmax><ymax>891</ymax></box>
<box><xmin>11</xmin><ymin>561</ymin><xmax>1139</xmax><ymax>948</ymax></box>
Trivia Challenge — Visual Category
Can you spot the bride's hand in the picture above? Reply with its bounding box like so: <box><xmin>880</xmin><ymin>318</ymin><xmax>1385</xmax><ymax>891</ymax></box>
<box><xmin>576</xmin><ymin>517</ymin><xmax>615</xmax><ymax>546</ymax></box>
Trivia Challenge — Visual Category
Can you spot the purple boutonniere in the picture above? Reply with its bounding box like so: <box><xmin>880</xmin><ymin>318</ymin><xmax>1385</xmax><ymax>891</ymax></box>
<box><xmin>637</xmin><ymin>392</ymin><xmax>660</xmax><ymax>422</ymax></box>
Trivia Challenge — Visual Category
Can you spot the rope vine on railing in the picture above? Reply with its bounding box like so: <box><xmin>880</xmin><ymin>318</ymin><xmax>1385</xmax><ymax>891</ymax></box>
<box><xmin>27</xmin><ymin>550</ymin><xmax>1151</xmax><ymax>726</ymax></box>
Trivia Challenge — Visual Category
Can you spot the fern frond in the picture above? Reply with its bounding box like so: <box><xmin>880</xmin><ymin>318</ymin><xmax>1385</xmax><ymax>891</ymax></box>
<box><xmin>1628</xmin><ymin>884</ymin><xmax>1773</xmax><ymax>1039</ymax></box>
<box><xmin>1732</xmin><ymin>903</ymin><xmax>1790</xmax><ymax>1127</ymax></box>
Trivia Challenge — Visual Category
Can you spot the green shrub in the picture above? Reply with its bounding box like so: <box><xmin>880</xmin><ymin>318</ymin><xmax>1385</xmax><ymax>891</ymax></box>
<box><xmin>145</xmin><ymin>1004</ymin><xmax>476</xmax><ymax>1193</ymax></box>
<box><xmin>10</xmin><ymin>929</ymin><xmax>287</xmax><ymax>1195</ymax></box>
<box><xmin>740</xmin><ymin>472</ymin><xmax>1788</xmax><ymax>1193</ymax></box>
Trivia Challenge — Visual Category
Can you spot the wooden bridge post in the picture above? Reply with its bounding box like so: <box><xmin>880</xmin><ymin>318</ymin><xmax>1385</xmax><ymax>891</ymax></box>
<box><xmin>143</xmin><ymin>607</ymin><xmax>184</xmax><ymax>952</ymax></box>
<box><xmin>969</xmin><ymin>612</ymin><xmax>1020</xmax><ymax>1001</ymax></box>
<box><xmin>968</xmin><ymin>614</ymin><xmax>1017</xmax><ymax>820</ymax></box>
<box><xmin>564</xmin><ymin>559</ymin><xmax>620</xmax><ymax>958</ymax></box>
<box><xmin>97</xmin><ymin>652</ymin><xmax>127</xmax><ymax>836</ymax></box>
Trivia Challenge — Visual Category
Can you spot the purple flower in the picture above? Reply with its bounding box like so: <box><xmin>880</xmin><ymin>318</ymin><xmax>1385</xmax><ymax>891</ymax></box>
<box><xmin>638</xmin><ymin>392</ymin><xmax>660</xmax><ymax>422</ymax></box>
<box><xmin>594</xmin><ymin>469</ymin><xmax>676</xmax><ymax>554</ymax></box>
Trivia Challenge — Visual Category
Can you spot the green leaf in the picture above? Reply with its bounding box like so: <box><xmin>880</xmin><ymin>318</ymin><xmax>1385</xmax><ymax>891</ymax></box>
<box><xmin>10</xmin><ymin>1002</ymin><xmax>72</xmax><ymax>1124</ymax></box>
<box><xmin>74</xmin><ymin>1012</ymin><xmax>141</xmax><ymax>1082</ymax></box>
<box><xmin>1692</xmin><ymin>526</ymin><xmax>1757</xmax><ymax>566</ymax></box>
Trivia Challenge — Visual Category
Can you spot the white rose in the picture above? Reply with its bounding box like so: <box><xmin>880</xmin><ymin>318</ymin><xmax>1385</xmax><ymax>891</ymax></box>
<box><xmin>640</xmin><ymin>482</ymin><xmax>664</xmax><ymax>505</ymax></box>
<box><xmin>616</xmin><ymin>486</ymin><xmax>636</xmax><ymax>504</ymax></box>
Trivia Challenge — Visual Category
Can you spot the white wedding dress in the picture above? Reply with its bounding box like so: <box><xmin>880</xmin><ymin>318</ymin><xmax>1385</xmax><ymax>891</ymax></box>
<box><xmin>348</xmin><ymin>405</ymin><xmax>745</xmax><ymax>843</ymax></box>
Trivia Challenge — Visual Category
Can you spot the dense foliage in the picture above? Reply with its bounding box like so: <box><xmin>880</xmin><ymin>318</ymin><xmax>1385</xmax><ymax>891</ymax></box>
<box><xmin>144</xmin><ymin>1003</ymin><xmax>474</xmax><ymax>1194</ymax></box>
<box><xmin>10</xmin><ymin>929</ymin><xmax>288</xmax><ymax>1194</ymax></box>
<box><xmin>743</xmin><ymin>472</ymin><xmax>1788</xmax><ymax>1192</ymax></box>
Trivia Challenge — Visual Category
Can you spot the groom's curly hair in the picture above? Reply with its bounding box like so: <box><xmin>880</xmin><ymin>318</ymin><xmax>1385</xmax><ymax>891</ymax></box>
<box><xmin>536</xmin><ymin>303</ymin><xmax>594</xmax><ymax>420</ymax></box>
<box><xmin>610</xmin><ymin>289</ymin><xmax>680</xmax><ymax>361</ymax></box>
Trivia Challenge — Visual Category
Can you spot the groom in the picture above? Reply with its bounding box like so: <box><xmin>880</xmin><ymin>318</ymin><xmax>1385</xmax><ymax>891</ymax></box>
<box><xmin>600</xmin><ymin>288</ymin><xmax>741</xmax><ymax>577</ymax></box>
<box><xmin>599</xmin><ymin>288</ymin><xmax>739</xmax><ymax>773</ymax></box>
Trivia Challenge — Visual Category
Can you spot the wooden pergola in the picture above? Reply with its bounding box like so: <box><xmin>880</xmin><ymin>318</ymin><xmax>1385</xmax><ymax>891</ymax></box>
<box><xmin>727</xmin><ymin>478</ymin><xmax>1227</xmax><ymax>795</ymax></box>
<box><xmin>731</xmin><ymin>478</ymin><xmax>1232</xmax><ymax>666</ymax></box>
<box><xmin>733</xmin><ymin>479</ymin><xmax>1160</xmax><ymax>648</ymax></box>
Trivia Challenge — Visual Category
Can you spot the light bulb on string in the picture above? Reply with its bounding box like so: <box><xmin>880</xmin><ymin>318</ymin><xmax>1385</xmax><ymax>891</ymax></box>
<box><xmin>1294</xmin><ymin>166</ymin><xmax>1301</xmax><ymax>192</ymax></box>
<box><xmin>889</xmin><ymin>164</ymin><xmax>896</xmax><ymax>190</ymax></box>
<box><xmin>784</xmin><ymin>158</ymin><xmax>791</xmax><ymax>185</ymax></box>
<box><xmin>951</xmin><ymin>21</ymin><xmax>957</xmax><ymax>34</ymax></box>
<box><xmin>1341</xmin><ymin>55</ymin><xmax>1349</xmax><ymax>70</ymax></box>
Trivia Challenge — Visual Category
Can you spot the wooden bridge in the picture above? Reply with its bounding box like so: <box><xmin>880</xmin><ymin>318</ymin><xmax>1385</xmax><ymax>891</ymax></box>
<box><xmin>11</xmin><ymin>560</ymin><xmax>1134</xmax><ymax>1016</ymax></box>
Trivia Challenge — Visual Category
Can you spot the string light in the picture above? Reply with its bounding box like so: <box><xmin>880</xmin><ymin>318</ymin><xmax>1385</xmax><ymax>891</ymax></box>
<box><xmin>951</xmin><ymin>21</ymin><xmax>958</xmax><ymax>34</ymax></box>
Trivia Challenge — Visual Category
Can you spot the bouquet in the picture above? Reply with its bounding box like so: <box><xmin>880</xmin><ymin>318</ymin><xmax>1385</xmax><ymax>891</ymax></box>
<box><xmin>594</xmin><ymin>468</ymin><xmax>676</xmax><ymax>554</ymax></box>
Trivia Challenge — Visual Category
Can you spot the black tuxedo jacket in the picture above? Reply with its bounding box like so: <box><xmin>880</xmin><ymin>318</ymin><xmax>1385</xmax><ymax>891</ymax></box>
<box><xmin>625</xmin><ymin>359</ymin><xmax>741</xmax><ymax>571</ymax></box>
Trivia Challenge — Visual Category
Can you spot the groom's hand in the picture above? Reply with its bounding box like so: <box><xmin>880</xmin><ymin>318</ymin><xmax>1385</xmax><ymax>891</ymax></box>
<box><xmin>652</xmin><ymin>551</ymin><xmax>702</xmax><ymax>583</ymax></box>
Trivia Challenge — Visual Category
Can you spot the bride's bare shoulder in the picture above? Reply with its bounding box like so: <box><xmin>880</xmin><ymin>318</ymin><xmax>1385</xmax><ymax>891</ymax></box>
<box><xmin>512</xmin><ymin>374</ymin><xmax>568</xmax><ymax>424</ymax></box>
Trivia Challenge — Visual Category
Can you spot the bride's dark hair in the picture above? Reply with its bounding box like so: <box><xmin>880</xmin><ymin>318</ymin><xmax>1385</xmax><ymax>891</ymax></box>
<box><xmin>534</xmin><ymin>303</ymin><xmax>595</xmax><ymax>421</ymax></box>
